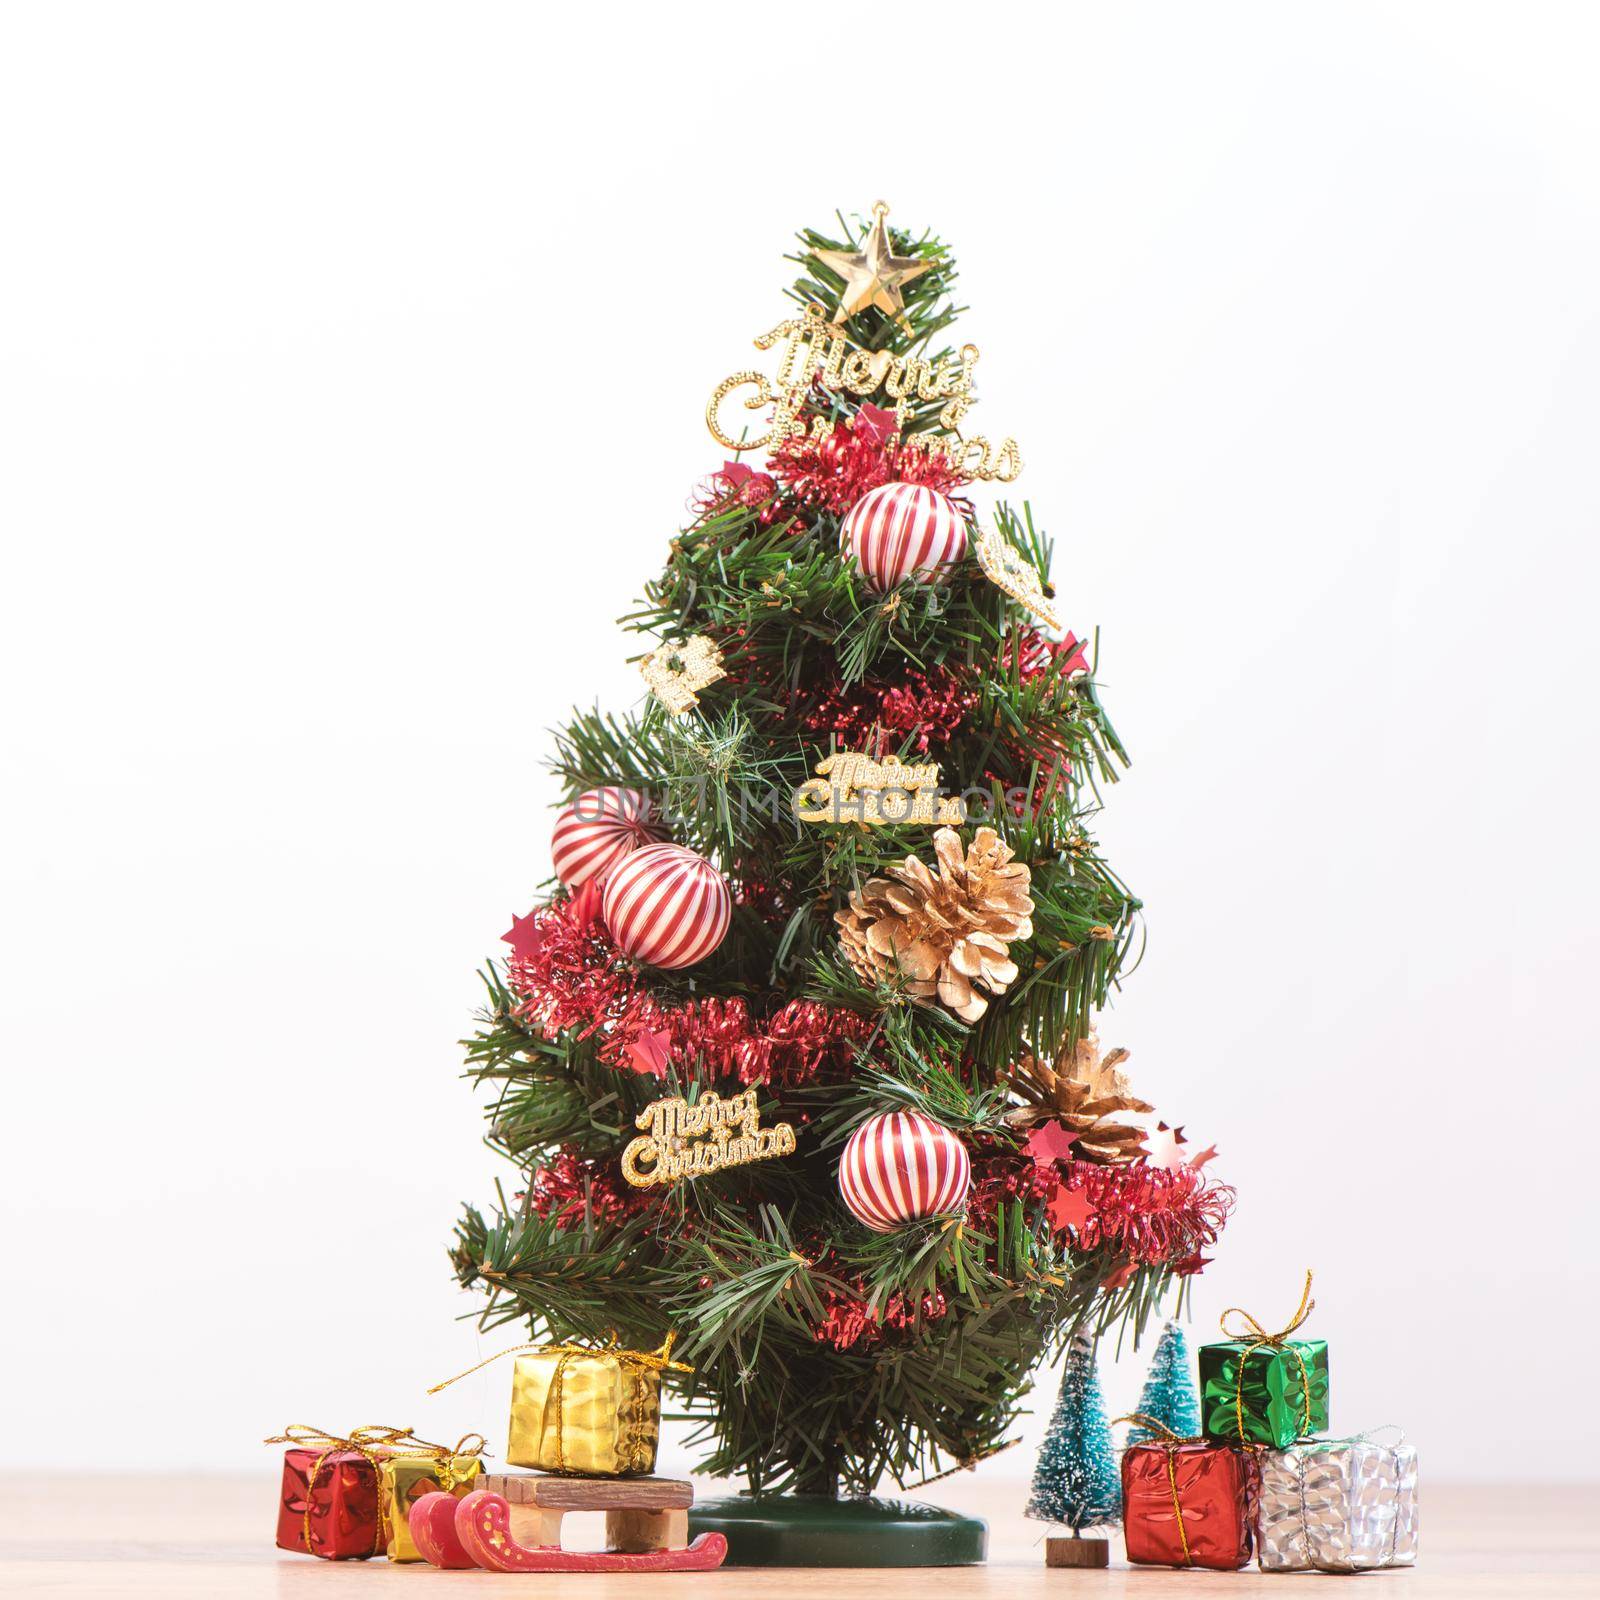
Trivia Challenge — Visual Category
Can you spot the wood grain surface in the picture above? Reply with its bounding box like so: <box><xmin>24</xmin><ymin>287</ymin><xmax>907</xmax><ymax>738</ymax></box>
<box><xmin>1</xmin><ymin>1475</ymin><xmax>1591</xmax><ymax>1597</ymax></box>
<box><xmin>482</xmin><ymin>1472</ymin><xmax>695</xmax><ymax>1509</ymax></box>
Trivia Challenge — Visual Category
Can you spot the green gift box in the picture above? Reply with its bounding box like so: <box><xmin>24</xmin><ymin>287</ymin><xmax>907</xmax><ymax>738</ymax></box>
<box><xmin>1199</xmin><ymin>1336</ymin><xmax>1329</xmax><ymax>1447</ymax></box>
<box><xmin>1200</xmin><ymin>1271</ymin><xmax>1329</xmax><ymax>1448</ymax></box>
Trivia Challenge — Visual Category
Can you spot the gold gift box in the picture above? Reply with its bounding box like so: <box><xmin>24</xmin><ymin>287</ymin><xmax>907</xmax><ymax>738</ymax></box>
<box><xmin>379</xmin><ymin>1453</ymin><xmax>482</xmax><ymax>1562</ymax></box>
<box><xmin>508</xmin><ymin>1347</ymin><xmax>667</xmax><ymax>1476</ymax></box>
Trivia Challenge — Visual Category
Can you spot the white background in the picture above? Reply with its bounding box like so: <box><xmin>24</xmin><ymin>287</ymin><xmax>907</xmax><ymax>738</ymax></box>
<box><xmin>3</xmin><ymin>3</ymin><xmax>1596</xmax><ymax>1486</ymax></box>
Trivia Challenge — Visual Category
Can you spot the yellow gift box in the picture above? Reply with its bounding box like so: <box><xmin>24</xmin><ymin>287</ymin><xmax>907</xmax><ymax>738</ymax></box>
<box><xmin>378</xmin><ymin>1441</ymin><xmax>484</xmax><ymax>1562</ymax></box>
<box><xmin>430</xmin><ymin>1335</ymin><xmax>691</xmax><ymax>1479</ymax></box>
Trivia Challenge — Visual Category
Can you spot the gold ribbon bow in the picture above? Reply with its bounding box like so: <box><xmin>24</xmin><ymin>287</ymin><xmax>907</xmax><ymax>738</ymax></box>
<box><xmin>428</xmin><ymin>1331</ymin><xmax>692</xmax><ymax>1393</ymax></box>
<box><xmin>537</xmin><ymin>1331</ymin><xmax>695</xmax><ymax>1377</ymax></box>
<box><xmin>1217</xmin><ymin>1269</ymin><xmax>1316</xmax><ymax>1444</ymax></box>
<box><xmin>382</xmin><ymin>1430</ymin><xmax>489</xmax><ymax>1492</ymax></box>
<box><xmin>262</xmin><ymin>1424</ymin><xmax>414</xmax><ymax>1559</ymax></box>
<box><xmin>1114</xmin><ymin>1413</ymin><xmax>1196</xmax><ymax>1566</ymax></box>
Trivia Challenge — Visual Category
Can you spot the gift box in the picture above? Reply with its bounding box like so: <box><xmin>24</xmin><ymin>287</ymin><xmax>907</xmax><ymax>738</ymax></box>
<box><xmin>1257</xmin><ymin>1432</ymin><xmax>1419</xmax><ymax>1572</ymax></box>
<box><xmin>1199</xmin><ymin>1336</ymin><xmax>1329</xmax><ymax>1447</ymax></box>
<box><xmin>1121</xmin><ymin>1437</ymin><xmax>1259</xmax><ymax>1570</ymax></box>
<box><xmin>379</xmin><ymin>1440</ymin><xmax>485</xmax><ymax>1562</ymax></box>
<box><xmin>268</xmin><ymin>1427</ymin><xmax>397</xmax><ymax>1560</ymax></box>
<box><xmin>1200</xmin><ymin>1271</ymin><xmax>1329</xmax><ymax>1447</ymax></box>
<box><xmin>508</xmin><ymin>1339</ymin><xmax>685</xmax><ymax>1474</ymax></box>
<box><xmin>429</xmin><ymin>1335</ymin><xmax>692</xmax><ymax>1478</ymax></box>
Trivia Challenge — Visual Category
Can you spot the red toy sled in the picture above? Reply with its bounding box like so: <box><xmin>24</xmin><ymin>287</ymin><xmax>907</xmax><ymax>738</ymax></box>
<box><xmin>409</xmin><ymin>1473</ymin><xmax>728</xmax><ymax>1573</ymax></box>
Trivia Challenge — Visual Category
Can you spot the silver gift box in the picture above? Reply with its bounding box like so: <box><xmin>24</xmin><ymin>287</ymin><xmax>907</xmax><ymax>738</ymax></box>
<box><xmin>1257</xmin><ymin>1434</ymin><xmax>1419</xmax><ymax>1572</ymax></box>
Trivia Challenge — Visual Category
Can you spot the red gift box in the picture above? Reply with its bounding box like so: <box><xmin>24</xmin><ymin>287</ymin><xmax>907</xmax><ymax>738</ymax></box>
<box><xmin>1121</xmin><ymin>1438</ymin><xmax>1258</xmax><ymax>1570</ymax></box>
<box><xmin>272</xmin><ymin>1434</ymin><xmax>391</xmax><ymax>1560</ymax></box>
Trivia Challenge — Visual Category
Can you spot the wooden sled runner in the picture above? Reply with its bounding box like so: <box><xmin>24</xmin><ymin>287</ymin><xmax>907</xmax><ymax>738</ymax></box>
<box><xmin>409</xmin><ymin>1473</ymin><xmax>729</xmax><ymax>1573</ymax></box>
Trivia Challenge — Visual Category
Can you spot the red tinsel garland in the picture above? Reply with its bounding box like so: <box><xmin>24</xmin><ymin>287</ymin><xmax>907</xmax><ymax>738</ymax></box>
<box><xmin>525</xmin><ymin>1149</ymin><xmax>645</xmax><ymax>1227</ymax></box>
<box><xmin>729</xmin><ymin>998</ymin><xmax>875</xmax><ymax>1086</ymax></box>
<box><xmin>694</xmin><ymin>460</ymin><xmax>778</xmax><ymax>523</ymax></box>
<box><xmin>964</xmin><ymin>1154</ymin><xmax>1055</xmax><ymax>1229</ymax></box>
<box><xmin>767</xmin><ymin>403</ymin><xmax>969</xmax><ymax>518</ymax></box>
<box><xmin>783</xmin><ymin>629</ymin><xmax>1092</xmax><ymax>783</ymax></box>
<box><xmin>801</xmin><ymin>666</ymin><xmax>978</xmax><ymax>758</ymax></box>
<box><xmin>623</xmin><ymin>994</ymin><xmax>875</xmax><ymax>1087</ymax></box>
<box><xmin>814</xmin><ymin>1287</ymin><xmax>950</xmax><ymax>1352</ymax></box>
<box><xmin>1060</xmin><ymin>1161</ymin><xmax>1234</xmax><ymax>1267</ymax></box>
<box><xmin>505</xmin><ymin>900</ymin><xmax>644</xmax><ymax>1044</ymax></box>
<box><xmin>1006</xmin><ymin>625</ymin><xmax>1090</xmax><ymax>682</ymax></box>
<box><xmin>979</xmin><ymin>761</ymin><xmax>1076</xmax><ymax>821</ymax></box>
<box><xmin>505</xmin><ymin>898</ymin><xmax>871</xmax><ymax>1087</ymax></box>
<box><xmin>966</xmin><ymin>1149</ymin><xmax>1232</xmax><ymax>1269</ymax></box>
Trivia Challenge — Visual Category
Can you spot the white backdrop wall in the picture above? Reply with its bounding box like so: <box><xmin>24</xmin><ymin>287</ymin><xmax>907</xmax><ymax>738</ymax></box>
<box><xmin>3</xmin><ymin>3</ymin><xmax>1596</xmax><ymax>1481</ymax></box>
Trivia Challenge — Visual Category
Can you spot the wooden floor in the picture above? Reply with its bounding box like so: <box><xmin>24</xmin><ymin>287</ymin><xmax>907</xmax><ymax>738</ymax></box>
<box><xmin>0</xmin><ymin>1477</ymin><xmax>1590</xmax><ymax>1597</ymax></box>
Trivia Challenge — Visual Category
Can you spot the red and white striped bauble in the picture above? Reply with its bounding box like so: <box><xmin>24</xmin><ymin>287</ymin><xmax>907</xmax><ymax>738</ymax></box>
<box><xmin>551</xmin><ymin>787</ymin><xmax>662</xmax><ymax>890</ymax></box>
<box><xmin>601</xmin><ymin>842</ymin><xmax>731</xmax><ymax>969</ymax></box>
<box><xmin>837</xmin><ymin>1110</ymin><xmax>972</xmax><ymax>1232</ymax></box>
<box><xmin>839</xmin><ymin>481</ymin><xmax>968</xmax><ymax>592</ymax></box>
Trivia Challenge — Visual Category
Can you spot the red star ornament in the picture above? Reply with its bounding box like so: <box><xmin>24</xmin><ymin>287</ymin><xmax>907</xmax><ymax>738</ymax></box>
<box><xmin>501</xmin><ymin>910</ymin><xmax>545</xmax><ymax>962</ymax></box>
<box><xmin>1102</xmin><ymin>1262</ymin><xmax>1136</xmax><ymax>1291</ymax></box>
<box><xmin>853</xmin><ymin>402</ymin><xmax>900</xmax><ymax>446</ymax></box>
<box><xmin>1025</xmin><ymin>1121</ymin><xmax>1080</xmax><ymax>1170</ymax></box>
<box><xmin>1059</xmin><ymin>632</ymin><xmax>1090</xmax><ymax>677</ymax></box>
<box><xmin>1144</xmin><ymin>1121</ymin><xmax>1189</xmax><ymax>1171</ymax></box>
<box><xmin>1046</xmin><ymin>1181</ymin><xmax>1096</xmax><ymax>1237</ymax></box>
<box><xmin>624</xmin><ymin>1026</ymin><xmax>673</xmax><ymax>1078</ymax></box>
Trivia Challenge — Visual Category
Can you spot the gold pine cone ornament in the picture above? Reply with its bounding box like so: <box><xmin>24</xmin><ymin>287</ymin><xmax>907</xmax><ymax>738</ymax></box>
<box><xmin>835</xmin><ymin>826</ymin><xmax>1034</xmax><ymax>1022</ymax></box>
<box><xmin>1005</xmin><ymin>1034</ymin><xmax>1153</xmax><ymax>1164</ymax></box>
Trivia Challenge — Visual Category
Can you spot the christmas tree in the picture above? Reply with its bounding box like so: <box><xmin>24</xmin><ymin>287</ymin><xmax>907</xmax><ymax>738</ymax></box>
<box><xmin>1026</xmin><ymin>1331</ymin><xmax>1122</xmax><ymax>1532</ymax></box>
<box><xmin>1126</xmin><ymin>1321</ymin><xmax>1201</xmax><ymax>1444</ymax></box>
<box><xmin>450</xmin><ymin>205</ymin><xmax>1231</xmax><ymax>1505</ymax></box>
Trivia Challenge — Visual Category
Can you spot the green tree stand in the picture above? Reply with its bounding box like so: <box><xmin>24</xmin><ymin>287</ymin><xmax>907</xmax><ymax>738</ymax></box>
<box><xmin>688</xmin><ymin>1495</ymin><xmax>986</xmax><ymax>1567</ymax></box>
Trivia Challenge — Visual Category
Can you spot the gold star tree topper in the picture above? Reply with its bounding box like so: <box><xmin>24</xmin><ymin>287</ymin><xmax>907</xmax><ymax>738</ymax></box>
<box><xmin>812</xmin><ymin>202</ymin><xmax>935</xmax><ymax>327</ymax></box>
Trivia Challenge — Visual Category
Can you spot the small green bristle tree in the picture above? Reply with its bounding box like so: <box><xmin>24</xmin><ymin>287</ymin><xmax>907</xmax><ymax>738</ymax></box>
<box><xmin>1026</xmin><ymin>1330</ymin><xmax>1123</xmax><ymax>1532</ymax></box>
<box><xmin>1126</xmin><ymin>1321</ymin><xmax>1201</xmax><ymax>1444</ymax></box>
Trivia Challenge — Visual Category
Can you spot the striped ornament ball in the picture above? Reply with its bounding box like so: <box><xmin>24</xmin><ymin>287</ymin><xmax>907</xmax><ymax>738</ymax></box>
<box><xmin>601</xmin><ymin>842</ymin><xmax>731</xmax><ymax>970</ymax></box>
<box><xmin>837</xmin><ymin>1109</ymin><xmax>972</xmax><ymax>1232</ymax></box>
<box><xmin>551</xmin><ymin>786</ymin><xmax>662</xmax><ymax>889</ymax></box>
<box><xmin>839</xmin><ymin>481</ymin><xmax>968</xmax><ymax>592</ymax></box>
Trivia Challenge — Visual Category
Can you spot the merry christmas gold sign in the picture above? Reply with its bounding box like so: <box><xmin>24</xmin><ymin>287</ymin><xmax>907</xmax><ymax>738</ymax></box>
<box><xmin>794</xmin><ymin>751</ymin><xmax>968</xmax><ymax>827</ymax></box>
<box><xmin>621</xmin><ymin>1089</ymin><xmax>797</xmax><ymax>1189</ymax></box>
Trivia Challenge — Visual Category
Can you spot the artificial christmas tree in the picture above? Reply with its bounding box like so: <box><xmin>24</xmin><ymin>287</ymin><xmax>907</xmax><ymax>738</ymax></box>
<box><xmin>1126</xmin><ymin>1322</ymin><xmax>1201</xmax><ymax>1445</ymax></box>
<box><xmin>449</xmin><ymin>203</ymin><xmax>1232</xmax><ymax>1565</ymax></box>
<box><xmin>1026</xmin><ymin>1331</ymin><xmax>1121</xmax><ymax>1566</ymax></box>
